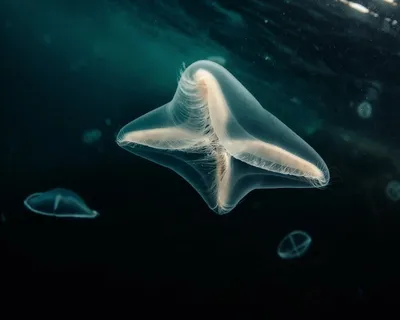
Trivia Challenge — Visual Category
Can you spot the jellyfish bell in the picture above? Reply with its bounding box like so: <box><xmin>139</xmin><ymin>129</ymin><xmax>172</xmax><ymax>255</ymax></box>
<box><xmin>385</xmin><ymin>180</ymin><xmax>400</xmax><ymax>202</ymax></box>
<box><xmin>24</xmin><ymin>188</ymin><xmax>99</xmax><ymax>218</ymax></box>
<box><xmin>357</xmin><ymin>101</ymin><xmax>372</xmax><ymax>119</ymax></box>
<box><xmin>116</xmin><ymin>60</ymin><xmax>330</xmax><ymax>214</ymax></box>
<box><xmin>277</xmin><ymin>230</ymin><xmax>312</xmax><ymax>259</ymax></box>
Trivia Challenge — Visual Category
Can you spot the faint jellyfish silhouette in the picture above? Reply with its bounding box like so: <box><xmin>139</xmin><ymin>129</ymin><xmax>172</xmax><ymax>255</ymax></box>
<box><xmin>207</xmin><ymin>55</ymin><xmax>226</xmax><ymax>66</ymax></box>
<box><xmin>356</xmin><ymin>101</ymin><xmax>372</xmax><ymax>119</ymax></box>
<box><xmin>24</xmin><ymin>188</ymin><xmax>99</xmax><ymax>218</ymax></box>
<box><xmin>277</xmin><ymin>230</ymin><xmax>312</xmax><ymax>259</ymax></box>
<box><xmin>290</xmin><ymin>97</ymin><xmax>302</xmax><ymax>105</ymax></box>
<box><xmin>364</xmin><ymin>81</ymin><xmax>381</xmax><ymax>103</ymax></box>
<box><xmin>82</xmin><ymin>129</ymin><xmax>102</xmax><ymax>145</ymax></box>
<box><xmin>116</xmin><ymin>60</ymin><xmax>330</xmax><ymax>214</ymax></box>
<box><xmin>385</xmin><ymin>180</ymin><xmax>400</xmax><ymax>202</ymax></box>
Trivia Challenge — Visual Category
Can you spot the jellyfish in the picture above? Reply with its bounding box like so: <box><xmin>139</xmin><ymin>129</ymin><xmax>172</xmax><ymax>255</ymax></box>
<box><xmin>42</xmin><ymin>34</ymin><xmax>52</xmax><ymax>46</ymax></box>
<box><xmin>82</xmin><ymin>129</ymin><xmax>102</xmax><ymax>145</ymax></box>
<box><xmin>385</xmin><ymin>180</ymin><xmax>400</xmax><ymax>202</ymax></box>
<box><xmin>277</xmin><ymin>230</ymin><xmax>312</xmax><ymax>259</ymax></box>
<box><xmin>116</xmin><ymin>60</ymin><xmax>330</xmax><ymax>214</ymax></box>
<box><xmin>357</xmin><ymin>101</ymin><xmax>372</xmax><ymax>119</ymax></box>
<box><xmin>23</xmin><ymin>188</ymin><xmax>99</xmax><ymax>218</ymax></box>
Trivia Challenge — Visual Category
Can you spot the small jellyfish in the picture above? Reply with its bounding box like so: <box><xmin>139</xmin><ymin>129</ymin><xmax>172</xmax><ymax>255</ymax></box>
<box><xmin>277</xmin><ymin>230</ymin><xmax>312</xmax><ymax>259</ymax></box>
<box><xmin>357</xmin><ymin>101</ymin><xmax>372</xmax><ymax>119</ymax></box>
<box><xmin>24</xmin><ymin>188</ymin><xmax>99</xmax><ymax>218</ymax></box>
<box><xmin>82</xmin><ymin>129</ymin><xmax>102</xmax><ymax>145</ymax></box>
<box><xmin>290</xmin><ymin>97</ymin><xmax>302</xmax><ymax>105</ymax></box>
<box><xmin>105</xmin><ymin>118</ymin><xmax>112</xmax><ymax>126</ymax></box>
<box><xmin>116</xmin><ymin>60</ymin><xmax>330</xmax><ymax>214</ymax></box>
<box><xmin>385</xmin><ymin>180</ymin><xmax>400</xmax><ymax>202</ymax></box>
<box><xmin>365</xmin><ymin>81</ymin><xmax>381</xmax><ymax>102</ymax></box>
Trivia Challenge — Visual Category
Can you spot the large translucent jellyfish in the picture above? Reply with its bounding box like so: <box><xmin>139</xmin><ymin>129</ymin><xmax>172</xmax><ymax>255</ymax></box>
<box><xmin>277</xmin><ymin>230</ymin><xmax>312</xmax><ymax>259</ymax></box>
<box><xmin>116</xmin><ymin>60</ymin><xmax>330</xmax><ymax>214</ymax></box>
<box><xmin>23</xmin><ymin>188</ymin><xmax>99</xmax><ymax>218</ymax></box>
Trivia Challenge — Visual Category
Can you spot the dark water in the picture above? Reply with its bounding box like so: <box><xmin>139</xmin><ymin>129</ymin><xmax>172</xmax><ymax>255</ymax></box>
<box><xmin>1</xmin><ymin>0</ymin><xmax>400</xmax><ymax>313</ymax></box>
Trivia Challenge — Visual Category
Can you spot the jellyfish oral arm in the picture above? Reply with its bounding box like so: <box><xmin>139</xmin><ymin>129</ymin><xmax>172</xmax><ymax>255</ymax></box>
<box><xmin>117</xmin><ymin>127</ymin><xmax>210</xmax><ymax>151</ymax></box>
<box><xmin>225</xmin><ymin>139</ymin><xmax>326</xmax><ymax>184</ymax></box>
<box><xmin>53</xmin><ymin>194</ymin><xmax>62</xmax><ymax>211</ymax></box>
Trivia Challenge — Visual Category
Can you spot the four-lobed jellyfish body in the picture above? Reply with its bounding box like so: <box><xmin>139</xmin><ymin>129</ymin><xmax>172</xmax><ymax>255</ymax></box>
<box><xmin>23</xmin><ymin>188</ymin><xmax>99</xmax><ymax>218</ymax></box>
<box><xmin>277</xmin><ymin>230</ymin><xmax>312</xmax><ymax>259</ymax></box>
<box><xmin>116</xmin><ymin>60</ymin><xmax>330</xmax><ymax>214</ymax></box>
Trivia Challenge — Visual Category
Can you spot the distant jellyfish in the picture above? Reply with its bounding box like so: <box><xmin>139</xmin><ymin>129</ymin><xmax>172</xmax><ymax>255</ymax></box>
<box><xmin>385</xmin><ymin>180</ymin><xmax>400</xmax><ymax>202</ymax></box>
<box><xmin>277</xmin><ymin>230</ymin><xmax>312</xmax><ymax>259</ymax></box>
<box><xmin>23</xmin><ymin>188</ymin><xmax>99</xmax><ymax>218</ymax></box>
<box><xmin>357</xmin><ymin>101</ymin><xmax>372</xmax><ymax>119</ymax></box>
<box><xmin>206</xmin><ymin>56</ymin><xmax>226</xmax><ymax>66</ymax></box>
<box><xmin>365</xmin><ymin>81</ymin><xmax>382</xmax><ymax>102</ymax></box>
<box><xmin>82</xmin><ymin>129</ymin><xmax>102</xmax><ymax>145</ymax></box>
<box><xmin>105</xmin><ymin>118</ymin><xmax>112</xmax><ymax>126</ymax></box>
<box><xmin>116</xmin><ymin>60</ymin><xmax>330</xmax><ymax>215</ymax></box>
<box><xmin>305</xmin><ymin>119</ymin><xmax>323</xmax><ymax>136</ymax></box>
<box><xmin>290</xmin><ymin>97</ymin><xmax>302</xmax><ymax>105</ymax></box>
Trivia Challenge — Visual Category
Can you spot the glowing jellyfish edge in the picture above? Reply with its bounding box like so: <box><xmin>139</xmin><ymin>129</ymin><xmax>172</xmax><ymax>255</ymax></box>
<box><xmin>277</xmin><ymin>230</ymin><xmax>312</xmax><ymax>259</ymax></box>
<box><xmin>23</xmin><ymin>188</ymin><xmax>99</xmax><ymax>218</ymax></box>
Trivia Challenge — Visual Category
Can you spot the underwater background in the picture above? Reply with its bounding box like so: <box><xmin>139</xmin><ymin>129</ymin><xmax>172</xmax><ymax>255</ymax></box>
<box><xmin>1</xmin><ymin>0</ymin><xmax>400</xmax><ymax>313</ymax></box>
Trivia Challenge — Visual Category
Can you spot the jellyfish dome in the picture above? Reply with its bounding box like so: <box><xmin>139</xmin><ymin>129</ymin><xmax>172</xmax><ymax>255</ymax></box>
<box><xmin>357</xmin><ymin>101</ymin><xmax>372</xmax><ymax>119</ymax></box>
<box><xmin>116</xmin><ymin>60</ymin><xmax>330</xmax><ymax>214</ymax></box>
<box><xmin>24</xmin><ymin>188</ymin><xmax>99</xmax><ymax>218</ymax></box>
<box><xmin>277</xmin><ymin>230</ymin><xmax>312</xmax><ymax>259</ymax></box>
<box><xmin>385</xmin><ymin>180</ymin><xmax>400</xmax><ymax>202</ymax></box>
